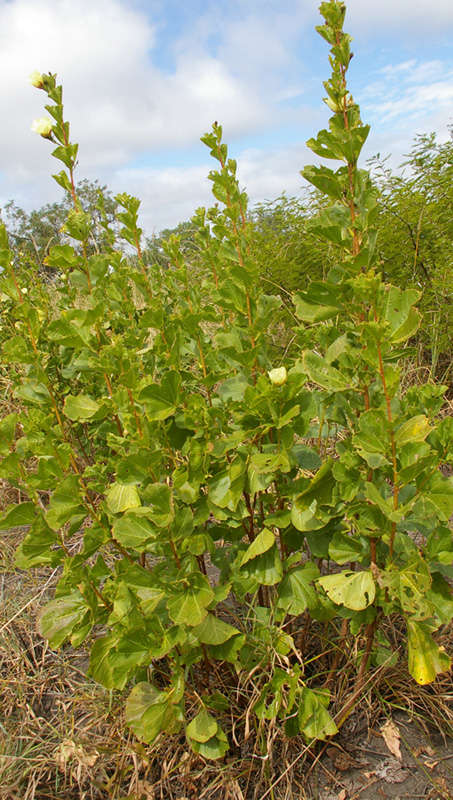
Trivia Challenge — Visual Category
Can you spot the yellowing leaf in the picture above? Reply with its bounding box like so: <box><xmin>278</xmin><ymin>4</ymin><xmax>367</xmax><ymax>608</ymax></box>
<box><xmin>407</xmin><ymin>620</ymin><xmax>451</xmax><ymax>685</ymax></box>
<box><xmin>318</xmin><ymin>570</ymin><xmax>375</xmax><ymax>610</ymax></box>
<box><xmin>394</xmin><ymin>415</ymin><xmax>431</xmax><ymax>446</ymax></box>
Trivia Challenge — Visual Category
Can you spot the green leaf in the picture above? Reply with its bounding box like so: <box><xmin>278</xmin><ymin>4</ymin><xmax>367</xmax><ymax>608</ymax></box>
<box><xmin>240</xmin><ymin>528</ymin><xmax>275</xmax><ymax>566</ymax></box>
<box><xmin>139</xmin><ymin>372</ymin><xmax>180</xmax><ymax>421</ymax></box>
<box><xmin>291</xmin><ymin>461</ymin><xmax>335</xmax><ymax>531</ymax></box>
<box><xmin>291</xmin><ymin>499</ymin><xmax>331</xmax><ymax>532</ymax></box>
<box><xmin>364</xmin><ymin>482</ymin><xmax>402</xmax><ymax>523</ymax></box>
<box><xmin>39</xmin><ymin>591</ymin><xmax>88</xmax><ymax>648</ymax></box>
<box><xmin>241</xmin><ymin>544</ymin><xmax>283</xmax><ymax>586</ymax></box>
<box><xmin>189</xmin><ymin>725</ymin><xmax>229</xmax><ymax>760</ymax></box>
<box><xmin>291</xmin><ymin>444</ymin><xmax>322</xmax><ymax>471</ymax></box>
<box><xmin>427</xmin><ymin>575</ymin><xmax>453</xmax><ymax>626</ymax></box>
<box><xmin>328</xmin><ymin>532</ymin><xmax>366</xmax><ymax>565</ymax></box>
<box><xmin>208</xmin><ymin>471</ymin><xmax>231</xmax><ymax>507</ymax></box>
<box><xmin>193</xmin><ymin>613</ymin><xmax>239</xmax><ymax>645</ymax></box>
<box><xmin>382</xmin><ymin>286</ymin><xmax>421</xmax><ymax>343</ymax></box>
<box><xmin>63</xmin><ymin>393</ymin><xmax>101</xmax><ymax>421</ymax></box>
<box><xmin>294</xmin><ymin>282</ymin><xmax>341</xmax><ymax>323</ymax></box>
<box><xmin>15</xmin><ymin>379</ymin><xmax>51</xmax><ymax>406</ymax></box>
<box><xmin>125</xmin><ymin>682</ymin><xmax>182</xmax><ymax>744</ymax></box>
<box><xmin>301</xmin><ymin>165</ymin><xmax>343</xmax><ymax>200</ymax></box>
<box><xmin>298</xmin><ymin>688</ymin><xmax>338</xmax><ymax>742</ymax></box>
<box><xmin>407</xmin><ymin>620</ymin><xmax>451</xmax><ymax>685</ymax></box>
<box><xmin>167</xmin><ymin>572</ymin><xmax>214</xmax><ymax>626</ymax></box>
<box><xmin>141</xmin><ymin>483</ymin><xmax>173</xmax><ymax>527</ymax></box>
<box><xmin>89</xmin><ymin>627</ymin><xmax>155</xmax><ymax>690</ymax></box>
<box><xmin>112</xmin><ymin>511</ymin><xmax>156</xmax><ymax>550</ymax></box>
<box><xmin>352</xmin><ymin>409</ymin><xmax>390</xmax><ymax>465</ymax></box>
<box><xmin>277</xmin><ymin>563</ymin><xmax>320</xmax><ymax>615</ymax></box>
<box><xmin>204</xmin><ymin>692</ymin><xmax>230</xmax><ymax>712</ymax></box>
<box><xmin>303</xmin><ymin>351</ymin><xmax>349</xmax><ymax>391</ymax></box>
<box><xmin>208</xmin><ymin>633</ymin><xmax>245</xmax><ymax>664</ymax></box>
<box><xmin>423</xmin><ymin>473</ymin><xmax>453</xmax><ymax>521</ymax></box>
<box><xmin>318</xmin><ymin>570</ymin><xmax>375</xmax><ymax>610</ymax></box>
<box><xmin>0</xmin><ymin>501</ymin><xmax>36</xmax><ymax>529</ymax></box>
<box><xmin>106</xmin><ymin>483</ymin><xmax>141</xmax><ymax>514</ymax></box>
<box><xmin>425</xmin><ymin>527</ymin><xmax>453</xmax><ymax>573</ymax></box>
<box><xmin>88</xmin><ymin>633</ymin><xmax>118</xmax><ymax>687</ymax></box>
<box><xmin>186</xmin><ymin>708</ymin><xmax>218</xmax><ymax>743</ymax></box>
<box><xmin>46</xmin><ymin>476</ymin><xmax>86</xmax><ymax>531</ymax></box>
<box><xmin>254</xmin><ymin>668</ymin><xmax>289</xmax><ymax>721</ymax></box>
<box><xmin>64</xmin><ymin>207</ymin><xmax>91</xmax><ymax>241</ymax></box>
<box><xmin>15</xmin><ymin>517</ymin><xmax>60</xmax><ymax>568</ymax></box>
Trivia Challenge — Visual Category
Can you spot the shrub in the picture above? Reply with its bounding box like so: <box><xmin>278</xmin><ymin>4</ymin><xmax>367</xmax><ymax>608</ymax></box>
<box><xmin>0</xmin><ymin>0</ymin><xmax>452</xmax><ymax>759</ymax></box>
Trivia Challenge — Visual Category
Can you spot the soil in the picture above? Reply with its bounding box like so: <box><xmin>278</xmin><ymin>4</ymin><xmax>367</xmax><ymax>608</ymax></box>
<box><xmin>304</xmin><ymin>711</ymin><xmax>453</xmax><ymax>800</ymax></box>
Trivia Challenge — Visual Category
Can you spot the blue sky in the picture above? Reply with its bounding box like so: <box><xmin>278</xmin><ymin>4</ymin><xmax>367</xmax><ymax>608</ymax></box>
<box><xmin>0</xmin><ymin>0</ymin><xmax>452</xmax><ymax>233</ymax></box>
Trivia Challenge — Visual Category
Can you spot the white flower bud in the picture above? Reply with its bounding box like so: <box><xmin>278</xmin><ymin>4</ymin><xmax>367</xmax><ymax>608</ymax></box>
<box><xmin>31</xmin><ymin>117</ymin><xmax>53</xmax><ymax>138</ymax></box>
<box><xmin>29</xmin><ymin>70</ymin><xmax>44</xmax><ymax>89</ymax></box>
<box><xmin>268</xmin><ymin>366</ymin><xmax>287</xmax><ymax>386</ymax></box>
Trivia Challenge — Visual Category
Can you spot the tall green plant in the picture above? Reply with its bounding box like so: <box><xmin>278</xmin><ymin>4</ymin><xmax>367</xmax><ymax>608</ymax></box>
<box><xmin>0</xmin><ymin>0</ymin><xmax>452</xmax><ymax>758</ymax></box>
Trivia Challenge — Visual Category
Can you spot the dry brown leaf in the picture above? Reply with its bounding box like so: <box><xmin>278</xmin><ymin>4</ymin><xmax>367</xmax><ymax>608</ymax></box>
<box><xmin>424</xmin><ymin>758</ymin><xmax>440</xmax><ymax>769</ymax></box>
<box><xmin>337</xmin><ymin>790</ymin><xmax>348</xmax><ymax>800</ymax></box>
<box><xmin>414</xmin><ymin>743</ymin><xmax>436</xmax><ymax>758</ymax></box>
<box><xmin>380</xmin><ymin>719</ymin><xmax>402</xmax><ymax>761</ymax></box>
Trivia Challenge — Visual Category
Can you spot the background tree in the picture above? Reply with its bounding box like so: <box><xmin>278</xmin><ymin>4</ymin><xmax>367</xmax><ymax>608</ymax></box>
<box><xmin>1</xmin><ymin>179</ymin><xmax>117</xmax><ymax>274</ymax></box>
<box><xmin>370</xmin><ymin>134</ymin><xmax>453</xmax><ymax>382</ymax></box>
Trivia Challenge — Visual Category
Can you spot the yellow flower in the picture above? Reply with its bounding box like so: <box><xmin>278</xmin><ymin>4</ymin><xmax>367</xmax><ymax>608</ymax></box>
<box><xmin>29</xmin><ymin>70</ymin><xmax>44</xmax><ymax>89</ymax></box>
<box><xmin>31</xmin><ymin>117</ymin><xmax>53</xmax><ymax>138</ymax></box>
<box><xmin>268</xmin><ymin>367</ymin><xmax>287</xmax><ymax>386</ymax></box>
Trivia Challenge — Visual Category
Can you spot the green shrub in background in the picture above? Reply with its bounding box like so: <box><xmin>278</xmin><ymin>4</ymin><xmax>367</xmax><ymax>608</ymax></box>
<box><xmin>0</xmin><ymin>0</ymin><xmax>452</xmax><ymax>758</ymax></box>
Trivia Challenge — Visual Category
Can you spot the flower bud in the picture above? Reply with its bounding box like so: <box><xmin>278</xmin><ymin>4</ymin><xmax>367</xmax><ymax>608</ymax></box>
<box><xmin>29</xmin><ymin>70</ymin><xmax>44</xmax><ymax>89</ymax></box>
<box><xmin>31</xmin><ymin>117</ymin><xmax>53</xmax><ymax>138</ymax></box>
<box><xmin>268</xmin><ymin>366</ymin><xmax>287</xmax><ymax>386</ymax></box>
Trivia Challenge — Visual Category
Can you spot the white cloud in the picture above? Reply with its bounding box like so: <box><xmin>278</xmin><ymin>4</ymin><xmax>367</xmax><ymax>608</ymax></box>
<box><xmin>360</xmin><ymin>59</ymin><xmax>453</xmax><ymax>128</ymax></box>
<box><xmin>113</xmin><ymin>143</ymin><xmax>312</xmax><ymax>233</ymax></box>
<box><xmin>345</xmin><ymin>0</ymin><xmax>453</xmax><ymax>33</ymax></box>
<box><xmin>0</xmin><ymin>0</ymin><xmax>267</xmax><ymax>184</ymax></box>
<box><xmin>112</xmin><ymin>164</ymin><xmax>211</xmax><ymax>234</ymax></box>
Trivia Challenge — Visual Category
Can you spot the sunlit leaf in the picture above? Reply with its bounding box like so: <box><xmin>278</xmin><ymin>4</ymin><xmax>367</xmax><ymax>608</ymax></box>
<box><xmin>318</xmin><ymin>570</ymin><xmax>375</xmax><ymax>610</ymax></box>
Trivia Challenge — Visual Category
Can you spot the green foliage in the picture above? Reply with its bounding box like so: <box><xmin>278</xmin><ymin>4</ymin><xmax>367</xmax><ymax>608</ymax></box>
<box><xmin>0</xmin><ymin>4</ymin><xmax>452</xmax><ymax>762</ymax></box>
<box><xmin>370</xmin><ymin>134</ymin><xmax>453</xmax><ymax>381</ymax></box>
